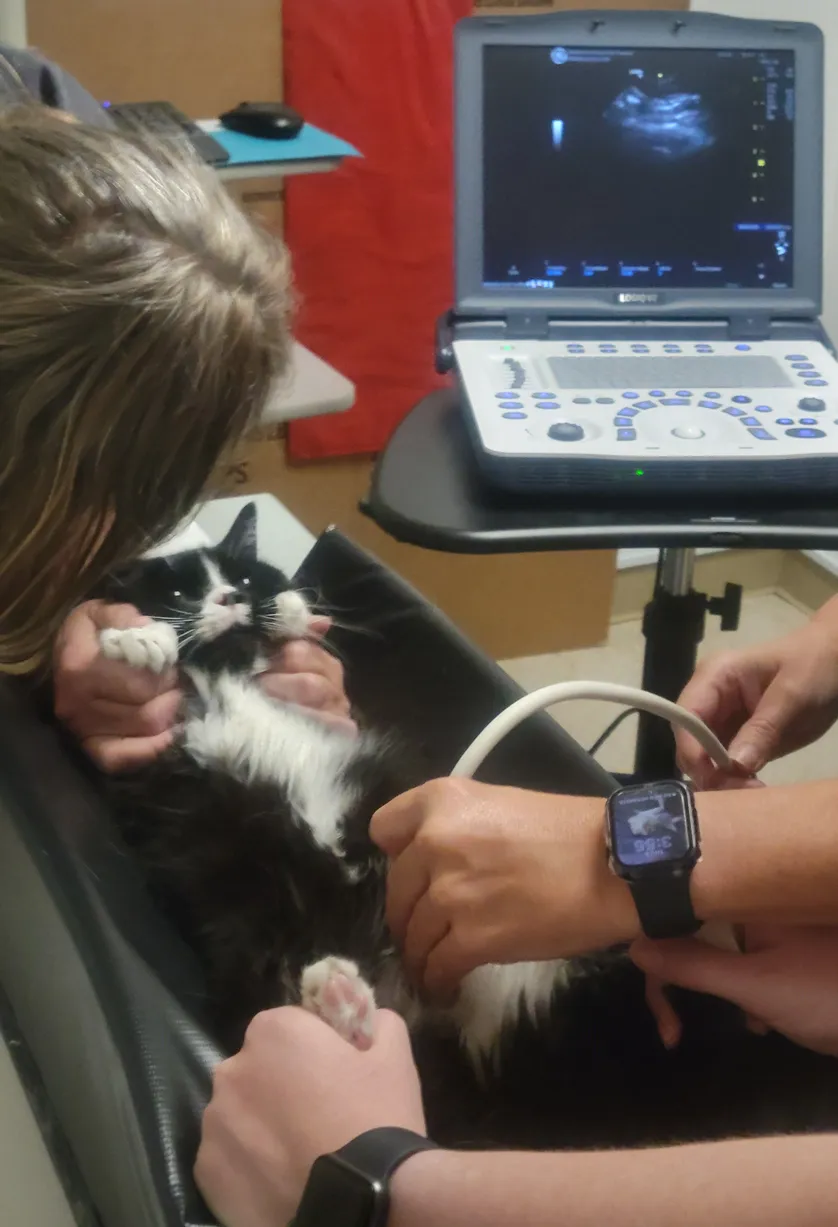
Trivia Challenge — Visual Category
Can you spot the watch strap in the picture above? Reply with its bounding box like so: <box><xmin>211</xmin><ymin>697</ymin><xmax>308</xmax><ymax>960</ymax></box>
<box><xmin>333</xmin><ymin>1126</ymin><xmax>438</xmax><ymax>1181</ymax></box>
<box><xmin>629</xmin><ymin>870</ymin><xmax>701</xmax><ymax>940</ymax></box>
<box><xmin>292</xmin><ymin>1127</ymin><xmax>437</xmax><ymax>1227</ymax></box>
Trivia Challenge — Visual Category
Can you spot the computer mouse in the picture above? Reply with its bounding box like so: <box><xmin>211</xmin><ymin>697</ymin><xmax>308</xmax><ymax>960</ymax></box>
<box><xmin>219</xmin><ymin>101</ymin><xmax>304</xmax><ymax>141</ymax></box>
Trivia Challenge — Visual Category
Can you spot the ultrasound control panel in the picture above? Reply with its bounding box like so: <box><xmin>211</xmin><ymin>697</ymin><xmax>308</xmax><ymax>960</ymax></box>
<box><xmin>453</xmin><ymin>339</ymin><xmax>838</xmax><ymax>496</ymax></box>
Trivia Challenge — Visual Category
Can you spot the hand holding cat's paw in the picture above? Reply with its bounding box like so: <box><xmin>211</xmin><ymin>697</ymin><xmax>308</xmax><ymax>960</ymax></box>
<box><xmin>300</xmin><ymin>957</ymin><xmax>376</xmax><ymax>1051</ymax></box>
<box><xmin>100</xmin><ymin>623</ymin><xmax>179</xmax><ymax>675</ymax></box>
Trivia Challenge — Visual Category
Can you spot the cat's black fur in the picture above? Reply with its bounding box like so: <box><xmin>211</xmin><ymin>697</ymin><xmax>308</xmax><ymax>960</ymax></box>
<box><xmin>94</xmin><ymin>504</ymin><xmax>838</xmax><ymax>1152</ymax></box>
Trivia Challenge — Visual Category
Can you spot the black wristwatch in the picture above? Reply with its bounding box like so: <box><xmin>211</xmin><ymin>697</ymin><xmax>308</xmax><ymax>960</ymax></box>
<box><xmin>292</xmin><ymin>1127</ymin><xmax>438</xmax><ymax>1227</ymax></box>
<box><xmin>605</xmin><ymin>779</ymin><xmax>702</xmax><ymax>940</ymax></box>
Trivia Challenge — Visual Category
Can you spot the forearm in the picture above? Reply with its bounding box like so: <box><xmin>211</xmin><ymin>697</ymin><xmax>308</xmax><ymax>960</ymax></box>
<box><xmin>692</xmin><ymin>780</ymin><xmax>838</xmax><ymax>925</ymax></box>
<box><xmin>391</xmin><ymin>1134</ymin><xmax>838</xmax><ymax>1227</ymax></box>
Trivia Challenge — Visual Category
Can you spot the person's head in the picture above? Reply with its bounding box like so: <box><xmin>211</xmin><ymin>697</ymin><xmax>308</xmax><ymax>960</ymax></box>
<box><xmin>0</xmin><ymin>105</ymin><xmax>292</xmax><ymax>674</ymax></box>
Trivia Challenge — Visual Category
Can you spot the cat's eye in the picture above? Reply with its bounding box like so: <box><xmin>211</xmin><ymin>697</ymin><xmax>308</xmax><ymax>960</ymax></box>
<box><xmin>172</xmin><ymin>590</ymin><xmax>182</xmax><ymax>598</ymax></box>
<box><xmin>241</xmin><ymin>578</ymin><xmax>250</xmax><ymax>586</ymax></box>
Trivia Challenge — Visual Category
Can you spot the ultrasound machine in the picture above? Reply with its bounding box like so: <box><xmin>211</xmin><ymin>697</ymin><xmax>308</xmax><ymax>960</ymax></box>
<box><xmin>442</xmin><ymin>10</ymin><xmax>830</xmax><ymax>499</ymax></box>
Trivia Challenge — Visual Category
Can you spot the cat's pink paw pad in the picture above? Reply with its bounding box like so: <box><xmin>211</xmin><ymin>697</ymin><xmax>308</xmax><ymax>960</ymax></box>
<box><xmin>300</xmin><ymin>957</ymin><xmax>376</xmax><ymax>1050</ymax></box>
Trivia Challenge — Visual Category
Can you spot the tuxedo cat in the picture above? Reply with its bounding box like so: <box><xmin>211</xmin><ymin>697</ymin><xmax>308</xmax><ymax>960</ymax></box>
<box><xmin>97</xmin><ymin>504</ymin><xmax>570</xmax><ymax>1064</ymax></box>
<box><xmin>94</xmin><ymin>504</ymin><xmax>838</xmax><ymax>1151</ymax></box>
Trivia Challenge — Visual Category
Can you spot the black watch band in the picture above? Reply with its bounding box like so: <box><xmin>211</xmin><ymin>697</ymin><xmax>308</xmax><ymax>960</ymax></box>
<box><xmin>292</xmin><ymin>1127</ymin><xmax>438</xmax><ymax>1227</ymax></box>
<box><xmin>629</xmin><ymin>871</ymin><xmax>701</xmax><ymax>940</ymax></box>
<box><xmin>333</xmin><ymin>1126</ymin><xmax>438</xmax><ymax>1179</ymax></box>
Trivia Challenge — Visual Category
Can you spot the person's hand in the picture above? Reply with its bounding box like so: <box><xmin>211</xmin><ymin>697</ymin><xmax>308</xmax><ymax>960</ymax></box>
<box><xmin>258</xmin><ymin>615</ymin><xmax>356</xmax><ymax>735</ymax></box>
<box><xmin>675</xmin><ymin>620</ymin><xmax>838</xmax><ymax>788</ymax></box>
<box><xmin>630</xmin><ymin>925</ymin><xmax>838</xmax><ymax>1057</ymax></box>
<box><xmin>370</xmin><ymin>778</ymin><xmax>637</xmax><ymax>1000</ymax></box>
<box><xmin>195</xmin><ymin>1007</ymin><xmax>426</xmax><ymax>1227</ymax></box>
<box><xmin>53</xmin><ymin>601</ymin><xmax>181</xmax><ymax>772</ymax></box>
<box><xmin>54</xmin><ymin>605</ymin><xmax>356</xmax><ymax>773</ymax></box>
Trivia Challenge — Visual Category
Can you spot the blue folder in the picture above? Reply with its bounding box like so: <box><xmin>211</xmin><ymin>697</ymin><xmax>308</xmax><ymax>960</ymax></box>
<box><xmin>211</xmin><ymin>122</ymin><xmax>361</xmax><ymax>167</ymax></box>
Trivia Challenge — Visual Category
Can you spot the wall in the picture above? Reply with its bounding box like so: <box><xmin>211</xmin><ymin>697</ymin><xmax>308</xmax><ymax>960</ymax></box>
<box><xmin>690</xmin><ymin>0</ymin><xmax>838</xmax><ymax>337</ymax></box>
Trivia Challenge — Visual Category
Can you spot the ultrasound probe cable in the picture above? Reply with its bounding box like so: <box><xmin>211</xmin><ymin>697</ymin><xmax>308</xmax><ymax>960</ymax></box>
<box><xmin>450</xmin><ymin>682</ymin><xmax>734</xmax><ymax>780</ymax></box>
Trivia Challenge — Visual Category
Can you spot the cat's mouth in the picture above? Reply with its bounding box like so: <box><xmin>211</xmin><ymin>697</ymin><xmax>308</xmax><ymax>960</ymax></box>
<box><xmin>198</xmin><ymin>603</ymin><xmax>252</xmax><ymax>642</ymax></box>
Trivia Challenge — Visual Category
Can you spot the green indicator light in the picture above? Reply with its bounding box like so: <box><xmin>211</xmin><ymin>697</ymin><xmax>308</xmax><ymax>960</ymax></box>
<box><xmin>635</xmin><ymin>469</ymin><xmax>645</xmax><ymax>476</ymax></box>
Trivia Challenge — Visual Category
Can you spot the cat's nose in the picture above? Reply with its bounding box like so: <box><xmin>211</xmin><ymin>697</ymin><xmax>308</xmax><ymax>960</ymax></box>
<box><xmin>216</xmin><ymin>589</ymin><xmax>244</xmax><ymax>607</ymax></box>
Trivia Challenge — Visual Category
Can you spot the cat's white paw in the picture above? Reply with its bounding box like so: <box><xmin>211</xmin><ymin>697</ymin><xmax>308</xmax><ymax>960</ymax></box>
<box><xmin>100</xmin><ymin>623</ymin><xmax>179</xmax><ymax>674</ymax></box>
<box><xmin>300</xmin><ymin>957</ymin><xmax>376</xmax><ymax>1051</ymax></box>
<box><xmin>272</xmin><ymin>591</ymin><xmax>311</xmax><ymax>640</ymax></box>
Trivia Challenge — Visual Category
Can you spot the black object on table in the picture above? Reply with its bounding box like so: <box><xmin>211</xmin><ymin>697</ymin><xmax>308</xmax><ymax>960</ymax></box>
<box><xmin>361</xmin><ymin>391</ymin><xmax>838</xmax><ymax>779</ymax></box>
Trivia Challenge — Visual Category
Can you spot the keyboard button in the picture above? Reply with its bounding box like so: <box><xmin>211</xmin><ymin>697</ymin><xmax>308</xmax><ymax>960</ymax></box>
<box><xmin>617</xmin><ymin>429</ymin><xmax>637</xmax><ymax>441</ymax></box>
<box><xmin>573</xmin><ymin>397</ymin><xmax>592</xmax><ymax>405</ymax></box>
<box><xmin>672</xmin><ymin>426</ymin><xmax>705</xmax><ymax>440</ymax></box>
<box><xmin>675</xmin><ymin>391</ymin><xmax>692</xmax><ymax>398</ymax></box>
<box><xmin>786</xmin><ymin>427</ymin><xmax>826</xmax><ymax>438</ymax></box>
<box><xmin>699</xmin><ymin>400</ymin><xmax>720</xmax><ymax>408</ymax></box>
<box><xmin>735</xmin><ymin>344</ymin><xmax>752</xmax><ymax>351</ymax></box>
<box><xmin>530</xmin><ymin>392</ymin><xmax>556</xmax><ymax>399</ymax></box>
<box><xmin>502</xmin><ymin>411</ymin><xmax>527</xmax><ymax>419</ymax></box>
<box><xmin>663</xmin><ymin>344</ymin><xmax>681</xmax><ymax>352</ymax></box>
<box><xmin>634</xmin><ymin>400</ymin><xmax>657</xmax><ymax>409</ymax></box>
<box><xmin>615</xmin><ymin>408</ymin><xmax>639</xmax><ymax>418</ymax></box>
<box><xmin>806</xmin><ymin>380</ymin><xmax>828</xmax><ymax>386</ymax></box>
<box><xmin>755</xmin><ymin>405</ymin><xmax>772</xmax><ymax>413</ymax></box>
<box><xmin>631</xmin><ymin>345</ymin><xmax>650</xmax><ymax>352</ymax></box>
<box><xmin>806</xmin><ymin>373</ymin><xmax>823</xmax><ymax>379</ymax></box>
<box><xmin>695</xmin><ymin>344</ymin><xmax>714</xmax><ymax>352</ymax></box>
<box><xmin>776</xmin><ymin>418</ymin><xmax>794</xmax><ymax>425</ymax></box>
<box><xmin>622</xmin><ymin>391</ymin><xmax>640</xmax><ymax>399</ymax></box>
<box><xmin>495</xmin><ymin>393</ymin><xmax>515</xmax><ymax>399</ymax></box>
<box><xmin>595</xmin><ymin>397</ymin><xmax>615</xmax><ymax>404</ymax></box>
<box><xmin>799</xmin><ymin>398</ymin><xmax>827</xmax><ymax>412</ymax></box>
<box><xmin>614</xmin><ymin>417</ymin><xmax>634</xmax><ymax>427</ymax></box>
<box><xmin>792</xmin><ymin>362</ymin><xmax>815</xmax><ymax>369</ymax></box>
<box><xmin>748</xmin><ymin>428</ymin><xmax>775</xmax><ymax>440</ymax></box>
<box><xmin>732</xmin><ymin>395</ymin><xmax>752</xmax><ymax>404</ymax></box>
<box><xmin>704</xmin><ymin>392</ymin><xmax>722</xmax><ymax>399</ymax></box>
<box><xmin>548</xmin><ymin>422</ymin><xmax>585</xmax><ymax>441</ymax></box>
<box><xmin>740</xmin><ymin>417</ymin><xmax>761</xmax><ymax>426</ymax></box>
<box><xmin>786</xmin><ymin>353</ymin><xmax>809</xmax><ymax>360</ymax></box>
<box><xmin>534</xmin><ymin>402</ymin><xmax>557</xmax><ymax>410</ymax></box>
<box><xmin>498</xmin><ymin>401</ymin><xmax>523</xmax><ymax>409</ymax></box>
<box><xmin>649</xmin><ymin>390</ymin><xmax>667</xmax><ymax>398</ymax></box>
<box><xmin>800</xmin><ymin>418</ymin><xmax>819</xmax><ymax>425</ymax></box>
<box><xmin>600</xmin><ymin>345</ymin><xmax>617</xmax><ymax>352</ymax></box>
<box><xmin>661</xmin><ymin>398</ymin><xmax>691</xmax><ymax>406</ymax></box>
<box><xmin>724</xmin><ymin>407</ymin><xmax>746</xmax><ymax>417</ymax></box>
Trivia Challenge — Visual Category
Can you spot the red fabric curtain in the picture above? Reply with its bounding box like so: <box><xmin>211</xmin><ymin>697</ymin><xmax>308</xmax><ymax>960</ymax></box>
<box><xmin>284</xmin><ymin>0</ymin><xmax>472</xmax><ymax>460</ymax></box>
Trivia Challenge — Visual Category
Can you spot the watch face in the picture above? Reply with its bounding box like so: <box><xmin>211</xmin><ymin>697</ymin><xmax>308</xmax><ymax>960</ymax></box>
<box><xmin>608</xmin><ymin>782</ymin><xmax>696</xmax><ymax>869</ymax></box>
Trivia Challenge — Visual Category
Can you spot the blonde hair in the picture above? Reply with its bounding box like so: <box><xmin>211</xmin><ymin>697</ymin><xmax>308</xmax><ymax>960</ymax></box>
<box><xmin>0</xmin><ymin>106</ymin><xmax>292</xmax><ymax>674</ymax></box>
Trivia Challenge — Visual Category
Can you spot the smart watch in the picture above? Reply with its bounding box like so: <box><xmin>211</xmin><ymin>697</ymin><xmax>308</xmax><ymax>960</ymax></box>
<box><xmin>605</xmin><ymin>779</ymin><xmax>702</xmax><ymax>940</ymax></box>
<box><xmin>292</xmin><ymin>1127</ymin><xmax>438</xmax><ymax>1227</ymax></box>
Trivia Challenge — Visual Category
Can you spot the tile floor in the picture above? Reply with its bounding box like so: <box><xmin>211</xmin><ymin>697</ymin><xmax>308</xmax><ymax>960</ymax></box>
<box><xmin>2</xmin><ymin>589</ymin><xmax>833</xmax><ymax>1226</ymax></box>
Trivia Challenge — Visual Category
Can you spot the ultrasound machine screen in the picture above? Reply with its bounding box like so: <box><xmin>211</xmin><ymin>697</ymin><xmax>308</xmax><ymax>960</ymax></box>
<box><xmin>482</xmin><ymin>46</ymin><xmax>796</xmax><ymax>292</ymax></box>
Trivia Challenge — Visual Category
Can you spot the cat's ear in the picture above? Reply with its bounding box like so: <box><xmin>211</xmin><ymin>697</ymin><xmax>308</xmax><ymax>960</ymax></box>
<box><xmin>219</xmin><ymin>502</ymin><xmax>258</xmax><ymax>562</ymax></box>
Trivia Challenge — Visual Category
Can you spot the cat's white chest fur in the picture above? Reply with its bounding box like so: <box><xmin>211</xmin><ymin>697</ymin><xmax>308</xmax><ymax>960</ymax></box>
<box><xmin>184</xmin><ymin>671</ymin><xmax>361</xmax><ymax>854</ymax></box>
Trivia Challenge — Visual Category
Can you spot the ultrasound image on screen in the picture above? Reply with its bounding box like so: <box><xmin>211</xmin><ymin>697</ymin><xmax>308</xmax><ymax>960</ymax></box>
<box><xmin>482</xmin><ymin>46</ymin><xmax>795</xmax><ymax>291</ymax></box>
<box><xmin>611</xmin><ymin>787</ymin><xmax>691</xmax><ymax>868</ymax></box>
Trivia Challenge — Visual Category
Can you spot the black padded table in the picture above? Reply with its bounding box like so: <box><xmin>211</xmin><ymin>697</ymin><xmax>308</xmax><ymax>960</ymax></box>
<box><xmin>361</xmin><ymin>390</ymin><xmax>838</xmax><ymax>777</ymax></box>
